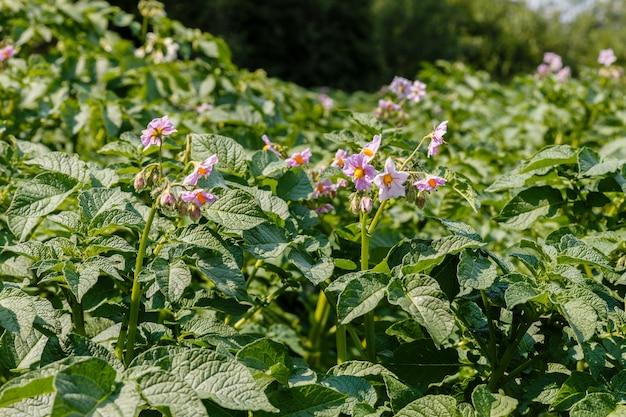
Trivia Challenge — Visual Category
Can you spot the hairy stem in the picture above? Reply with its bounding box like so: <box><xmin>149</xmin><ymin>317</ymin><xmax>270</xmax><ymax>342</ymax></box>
<box><xmin>124</xmin><ymin>204</ymin><xmax>158</xmax><ymax>366</ymax></box>
<box><xmin>233</xmin><ymin>282</ymin><xmax>292</xmax><ymax>330</ymax></box>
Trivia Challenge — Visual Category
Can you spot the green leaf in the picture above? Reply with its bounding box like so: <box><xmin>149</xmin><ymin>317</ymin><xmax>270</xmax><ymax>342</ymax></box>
<box><xmin>395</xmin><ymin>395</ymin><xmax>459</xmax><ymax>417</ymax></box>
<box><xmin>52</xmin><ymin>357</ymin><xmax>118</xmax><ymax>416</ymax></box>
<box><xmin>288</xmin><ymin>250</ymin><xmax>334</xmax><ymax>285</ymax></box>
<box><xmin>63</xmin><ymin>261</ymin><xmax>98</xmax><ymax>303</ymax></box>
<box><xmin>562</xmin><ymin>299</ymin><xmax>598</xmax><ymax>343</ymax></box>
<box><xmin>570</xmin><ymin>393</ymin><xmax>619</xmax><ymax>417</ymax></box>
<box><xmin>190</xmin><ymin>133</ymin><xmax>247</xmax><ymax>176</ymax></box>
<box><xmin>236</xmin><ymin>338</ymin><xmax>291</xmax><ymax>373</ymax></box>
<box><xmin>232</xmin><ymin>184</ymin><xmax>290</xmax><ymax>220</ymax></box>
<box><xmin>79</xmin><ymin>188</ymin><xmax>131</xmax><ymax>221</ymax></box>
<box><xmin>7</xmin><ymin>216</ymin><xmax>39</xmax><ymax>242</ymax></box>
<box><xmin>0</xmin><ymin>367</ymin><xmax>56</xmax><ymax>409</ymax></box>
<box><xmin>243</xmin><ymin>222</ymin><xmax>290</xmax><ymax>259</ymax></box>
<box><xmin>250</xmin><ymin>150</ymin><xmax>284</xmax><ymax>178</ymax></box>
<box><xmin>504</xmin><ymin>279</ymin><xmax>543</xmax><ymax>309</ymax></box>
<box><xmin>471</xmin><ymin>384</ymin><xmax>518</xmax><ymax>417</ymax></box>
<box><xmin>320</xmin><ymin>375</ymin><xmax>377</xmax><ymax>415</ymax></box>
<box><xmin>495</xmin><ymin>186</ymin><xmax>564</xmax><ymax>229</ymax></box>
<box><xmin>387</xmin><ymin>275</ymin><xmax>455</xmax><ymax>347</ymax></box>
<box><xmin>7</xmin><ymin>172</ymin><xmax>79</xmax><ymax>217</ymax></box>
<box><xmin>127</xmin><ymin>366</ymin><xmax>208</xmax><ymax>417</ymax></box>
<box><xmin>519</xmin><ymin>145</ymin><xmax>578</xmax><ymax>173</ymax></box>
<box><xmin>0</xmin><ymin>394</ymin><xmax>53</xmax><ymax>417</ymax></box>
<box><xmin>102</xmin><ymin>102</ymin><xmax>123</xmax><ymax>137</ymax></box>
<box><xmin>150</xmin><ymin>258</ymin><xmax>192</xmax><ymax>302</ymax></box>
<box><xmin>0</xmin><ymin>328</ymin><xmax>48</xmax><ymax>371</ymax></box>
<box><xmin>383</xmin><ymin>374</ymin><xmax>421</xmax><ymax>413</ymax></box>
<box><xmin>447</xmin><ymin>171</ymin><xmax>479</xmax><ymax>212</ymax></box>
<box><xmin>89</xmin><ymin>207</ymin><xmax>145</xmax><ymax>235</ymax></box>
<box><xmin>25</xmin><ymin>151</ymin><xmax>89</xmax><ymax>183</ymax></box>
<box><xmin>457</xmin><ymin>251</ymin><xmax>497</xmax><ymax>295</ymax></box>
<box><xmin>133</xmin><ymin>347</ymin><xmax>277</xmax><ymax>412</ymax></box>
<box><xmin>203</xmin><ymin>189</ymin><xmax>267</xmax><ymax>230</ymax></box>
<box><xmin>0</xmin><ymin>288</ymin><xmax>37</xmax><ymax>334</ymax></box>
<box><xmin>195</xmin><ymin>250</ymin><xmax>248</xmax><ymax>301</ymax></box>
<box><xmin>276</xmin><ymin>168</ymin><xmax>314</xmax><ymax>201</ymax></box>
<box><xmin>400</xmin><ymin>235</ymin><xmax>483</xmax><ymax>274</ymax></box>
<box><xmin>552</xmin><ymin>371</ymin><xmax>597</xmax><ymax>411</ymax></box>
<box><xmin>87</xmin><ymin>235</ymin><xmax>136</xmax><ymax>255</ymax></box>
<box><xmin>257</xmin><ymin>384</ymin><xmax>347</xmax><ymax>417</ymax></box>
<box><xmin>350</xmin><ymin>112</ymin><xmax>383</xmax><ymax>133</ymax></box>
<box><xmin>47</xmin><ymin>211</ymin><xmax>87</xmax><ymax>234</ymax></box>
<box><xmin>335</xmin><ymin>272</ymin><xmax>389</xmax><ymax>324</ymax></box>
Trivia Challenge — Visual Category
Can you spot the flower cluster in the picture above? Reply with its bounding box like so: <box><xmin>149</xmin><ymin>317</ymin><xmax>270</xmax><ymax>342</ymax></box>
<box><xmin>320</xmin><ymin>122</ymin><xmax>448</xmax><ymax>214</ymax></box>
<box><xmin>134</xmin><ymin>32</ymin><xmax>179</xmax><ymax>64</ymax></box>
<box><xmin>375</xmin><ymin>75</ymin><xmax>427</xmax><ymax>123</ymax></box>
<box><xmin>597</xmin><ymin>48</ymin><xmax>623</xmax><ymax>79</ymax></box>
<box><xmin>318</xmin><ymin>93</ymin><xmax>334</xmax><ymax>111</ymax></box>
<box><xmin>134</xmin><ymin>116</ymin><xmax>219</xmax><ymax>221</ymax></box>
<box><xmin>537</xmin><ymin>52</ymin><xmax>570</xmax><ymax>83</ymax></box>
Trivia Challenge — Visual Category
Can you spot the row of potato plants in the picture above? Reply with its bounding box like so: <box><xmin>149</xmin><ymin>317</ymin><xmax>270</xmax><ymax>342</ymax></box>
<box><xmin>1</xmin><ymin>0</ymin><xmax>626</xmax><ymax>415</ymax></box>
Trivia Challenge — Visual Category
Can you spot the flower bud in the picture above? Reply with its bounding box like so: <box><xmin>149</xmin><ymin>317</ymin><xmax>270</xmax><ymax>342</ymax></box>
<box><xmin>349</xmin><ymin>192</ymin><xmax>361</xmax><ymax>215</ymax></box>
<box><xmin>406</xmin><ymin>186</ymin><xmax>417</xmax><ymax>204</ymax></box>
<box><xmin>415</xmin><ymin>191</ymin><xmax>426</xmax><ymax>209</ymax></box>
<box><xmin>134</xmin><ymin>172</ymin><xmax>146</xmax><ymax>191</ymax></box>
<box><xmin>360</xmin><ymin>196</ymin><xmax>373</xmax><ymax>214</ymax></box>
<box><xmin>159</xmin><ymin>188</ymin><xmax>177</xmax><ymax>211</ymax></box>
<box><xmin>188</xmin><ymin>203</ymin><xmax>201</xmax><ymax>221</ymax></box>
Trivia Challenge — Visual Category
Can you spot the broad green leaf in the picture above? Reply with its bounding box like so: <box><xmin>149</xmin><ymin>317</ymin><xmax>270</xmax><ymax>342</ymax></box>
<box><xmin>133</xmin><ymin>347</ymin><xmax>277</xmax><ymax>412</ymax></box>
<box><xmin>495</xmin><ymin>186</ymin><xmax>564</xmax><ymax>229</ymax></box>
<box><xmin>582</xmin><ymin>341</ymin><xmax>607</xmax><ymax>380</ymax></box>
<box><xmin>98</xmin><ymin>140</ymin><xmax>138</xmax><ymax>159</ymax></box>
<box><xmin>89</xmin><ymin>207</ymin><xmax>145</xmax><ymax>235</ymax></box>
<box><xmin>87</xmin><ymin>235</ymin><xmax>136</xmax><ymax>255</ymax></box>
<box><xmin>0</xmin><ymin>394</ymin><xmax>53</xmax><ymax>417</ymax></box>
<box><xmin>232</xmin><ymin>184</ymin><xmax>290</xmax><ymax>220</ymax></box>
<box><xmin>196</xmin><ymin>250</ymin><xmax>248</xmax><ymax>301</ymax></box>
<box><xmin>236</xmin><ymin>338</ymin><xmax>291</xmax><ymax>374</ymax></box>
<box><xmin>562</xmin><ymin>299</ymin><xmax>598</xmax><ymax>343</ymax></box>
<box><xmin>25</xmin><ymin>151</ymin><xmax>89</xmax><ymax>183</ymax></box>
<box><xmin>320</xmin><ymin>375</ymin><xmax>377</xmax><ymax>415</ymax></box>
<box><xmin>173</xmin><ymin>224</ymin><xmax>242</xmax><ymax>262</ymax></box>
<box><xmin>250</xmin><ymin>150</ymin><xmax>284</xmax><ymax>178</ymax></box>
<box><xmin>7</xmin><ymin>172</ymin><xmax>79</xmax><ymax>217</ymax></box>
<box><xmin>457</xmin><ymin>250</ymin><xmax>497</xmax><ymax>295</ymax></box>
<box><xmin>190</xmin><ymin>133</ymin><xmax>247</xmax><ymax>176</ymax></box>
<box><xmin>276</xmin><ymin>168</ymin><xmax>314</xmax><ymax>201</ymax></box>
<box><xmin>472</xmin><ymin>384</ymin><xmax>518</xmax><ymax>417</ymax></box>
<box><xmin>257</xmin><ymin>384</ymin><xmax>347</xmax><ymax>417</ymax></box>
<box><xmin>150</xmin><ymin>258</ymin><xmax>192</xmax><ymax>302</ymax></box>
<box><xmin>382</xmin><ymin>340</ymin><xmax>460</xmax><ymax>393</ymax></box>
<box><xmin>7</xmin><ymin>216</ymin><xmax>39</xmax><ymax>242</ymax></box>
<box><xmin>330</xmin><ymin>360</ymin><xmax>396</xmax><ymax>379</ymax></box>
<box><xmin>557</xmin><ymin>243</ymin><xmax>613</xmax><ymax>271</ymax></box>
<box><xmin>383</xmin><ymin>374</ymin><xmax>421</xmax><ymax>413</ymax></box>
<box><xmin>335</xmin><ymin>272</ymin><xmax>389</xmax><ymax>324</ymax></box>
<box><xmin>323</xmin><ymin>129</ymin><xmax>368</xmax><ymax>146</ymax></box>
<box><xmin>522</xmin><ymin>370</ymin><xmax>569</xmax><ymax>405</ymax></box>
<box><xmin>102</xmin><ymin>102</ymin><xmax>123</xmax><ymax>137</ymax></box>
<box><xmin>288</xmin><ymin>250</ymin><xmax>334</xmax><ymax>285</ymax></box>
<box><xmin>0</xmin><ymin>328</ymin><xmax>48</xmax><ymax>371</ymax></box>
<box><xmin>243</xmin><ymin>222</ymin><xmax>290</xmax><ymax>259</ymax></box>
<box><xmin>2</xmin><ymin>241</ymin><xmax>60</xmax><ymax>261</ymax></box>
<box><xmin>128</xmin><ymin>366</ymin><xmax>208</xmax><ymax>417</ymax></box>
<box><xmin>504</xmin><ymin>280</ymin><xmax>543</xmax><ymax>309</ymax></box>
<box><xmin>203</xmin><ymin>189</ymin><xmax>267</xmax><ymax>230</ymax></box>
<box><xmin>570</xmin><ymin>393</ymin><xmax>620</xmax><ymax>417</ymax></box>
<box><xmin>447</xmin><ymin>171</ymin><xmax>479</xmax><ymax>212</ymax></box>
<box><xmin>552</xmin><ymin>371</ymin><xmax>597</xmax><ymax>411</ymax></box>
<box><xmin>395</xmin><ymin>395</ymin><xmax>459</xmax><ymax>417</ymax></box>
<box><xmin>52</xmin><ymin>358</ymin><xmax>118</xmax><ymax>416</ymax></box>
<box><xmin>64</xmin><ymin>261</ymin><xmax>98</xmax><ymax>303</ymax></box>
<box><xmin>350</xmin><ymin>112</ymin><xmax>383</xmax><ymax>133</ymax></box>
<box><xmin>519</xmin><ymin>145</ymin><xmax>578</xmax><ymax>173</ymax></box>
<box><xmin>387</xmin><ymin>275</ymin><xmax>455</xmax><ymax>347</ymax></box>
<box><xmin>79</xmin><ymin>188</ymin><xmax>130</xmax><ymax>221</ymax></box>
<box><xmin>401</xmin><ymin>235</ymin><xmax>483</xmax><ymax>274</ymax></box>
<box><xmin>47</xmin><ymin>211</ymin><xmax>87</xmax><ymax>234</ymax></box>
<box><xmin>0</xmin><ymin>288</ymin><xmax>37</xmax><ymax>334</ymax></box>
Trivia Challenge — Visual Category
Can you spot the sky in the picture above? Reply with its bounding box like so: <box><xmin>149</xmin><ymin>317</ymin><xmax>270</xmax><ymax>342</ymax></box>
<box><xmin>524</xmin><ymin>0</ymin><xmax>597</xmax><ymax>21</ymax></box>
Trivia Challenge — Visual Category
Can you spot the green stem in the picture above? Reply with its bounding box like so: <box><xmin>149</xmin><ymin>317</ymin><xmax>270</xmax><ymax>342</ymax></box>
<box><xmin>346</xmin><ymin>325</ymin><xmax>368</xmax><ymax>360</ymax></box>
<box><xmin>246</xmin><ymin>259</ymin><xmax>264</xmax><ymax>289</ymax></box>
<box><xmin>309</xmin><ymin>290</ymin><xmax>330</xmax><ymax>350</ymax></box>
<box><xmin>69</xmin><ymin>293</ymin><xmax>85</xmax><ymax>336</ymax></box>
<box><xmin>124</xmin><ymin>204</ymin><xmax>158</xmax><ymax>367</ymax></box>
<box><xmin>336</xmin><ymin>325</ymin><xmax>347</xmax><ymax>364</ymax></box>
<box><xmin>487</xmin><ymin>309</ymin><xmax>535</xmax><ymax>392</ymax></box>
<box><xmin>360</xmin><ymin>212</ymin><xmax>376</xmax><ymax>362</ymax></box>
<box><xmin>481</xmin><ymin>290</ymin><xmax>499</xmax><ymax>369</ymax></box>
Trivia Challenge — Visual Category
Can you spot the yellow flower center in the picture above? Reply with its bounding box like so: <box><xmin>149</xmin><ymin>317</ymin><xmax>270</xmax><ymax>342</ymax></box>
<box><xmin>196</xmin><ymin>192</ymin><xmax>208</xmax><ymax>205</ymax></box>
<box><xmin>428</xmin><ymin>178</ymin><xmax>437</xmax><ymax>188</ymax></box>
<box><xmin>263</xmin><ymin>144</ymin><xmax>270</xmax><ymax>150</ymax></box>
<box><xmin>383</xmin><ymin>174</ymin><xmax>393</xmax><ymax>186</ymax></box>
<box><xmin>197</xmin><ymin>166</ymin><xmax>207</xmax><ymax>176</ymax></box>
<box><xmin>354</xmin><ymin>167</ymin><xmax>364</xmax><ymax>179</ymax></box>
<box><xmin>363</xmin><ymin>148</ymin><xmax>374</xmax><ymax>157</ymax></box>
<box><xmin>294</xmin><ymin>155</ymin><xmax>305</xmax><ymax>165</ymax></box>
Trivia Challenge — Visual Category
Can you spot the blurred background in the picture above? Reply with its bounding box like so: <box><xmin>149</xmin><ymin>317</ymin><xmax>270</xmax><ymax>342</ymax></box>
<box><xmin>109</xmin><ymin>0</ymin><xmax>625</xmax><ymax>91</ymax></box>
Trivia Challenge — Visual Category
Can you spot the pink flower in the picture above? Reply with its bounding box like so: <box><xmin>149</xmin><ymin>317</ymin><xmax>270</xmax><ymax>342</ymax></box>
<box><xmin>598</xmin><ymin>48</ymin><xmax>617</xmax><ymax>67</ymax></box>
<box><xmin>556</xmin><ymin>66</ymin><xmax>570</xmax><ymax>83</ymax></box>
<box><xmin>407</xmin><ymin>80</ymin><xmax>426</xmax><ymax>103</ymax></box>
<box><xmin>197</xmin><ymin>103</ymin><xmax>213</xmax><ymax>113</ymax></box>
<box><xmin>375</xmin><ymin>99</ymin><xmax>400</xmax><ymax>118</ymax></box>
<box><xmin>285</xmin><ymin>148</ymin><xmax>312</xmax><ymax>167</ymax></box>
<box><xmin>428</xmin><ymin>121</ymin><xmax>448</xmax><ymax>158</ymax></box>
<box><xmin>261</xmin><ymin>134</ymin><xmax>281</xmax><ymax>157</ymax></box>
<box><xmin>543</xmin><ymin>52</ymin><xmax>563</xmax><ymax>72</ymax></box>
<box><xmin>315</xmin><ymin>203</ymin><xmax>333</xmax><ymax>214</ymax></box>
<box><xmin>373</xmin><ymin>158</ymin><xmax>409</xmax><ymax>202</ymax></box>
<box><xmin>159</xmin><ymin>188</ymin><xmax>177</xmax><ymax>210</ymax></box>
<box><xmin>181</xmin><ymin>189</ymin><xmax>217</xmax><ymax>207</ymax></box>
<box><xmin>318</xmin><ymin>93</ymin><xmax>334</xmax><ymax>110</ymax></box>
<box><xmin>343</xmin><ymin>153</ymin><xmax>377</xmax><ymax>191</ymax></box>
<box><xmin>183</xmin><ymin>154</ymin><xmax>218</xmax><ymax>186</ymax></box>
<box><xmin>537</xmin><ymin>63</ymin><xmax>550</xmax><ymax>74</ymax></box>
<box><xmin>0</xmin><ymin>45</ymin><xmax>15</xmax><ymax>61</ymax></box>
<box><xmin>331</xmin><ymin>149</ymin><xmax>349</xmax><ymax>168</ymax></box>
<box><xmin>414</xmin><ymin>175</ymin><xmax>446</xmax><ymax>192</ymax></box>
<box><xmin>140</xmin><ymin>115</ymin><xmax>177</xmax><ymax>148</ymax></box>
<box><xmin>362</xmin><ymin>134</ymin><xmax>381</xmax><ymax>162</ymax></box>
<box><xmin>389</xmin><ymin>76</ymin><xmax>412</xmax><ymax>99</ymax></box>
